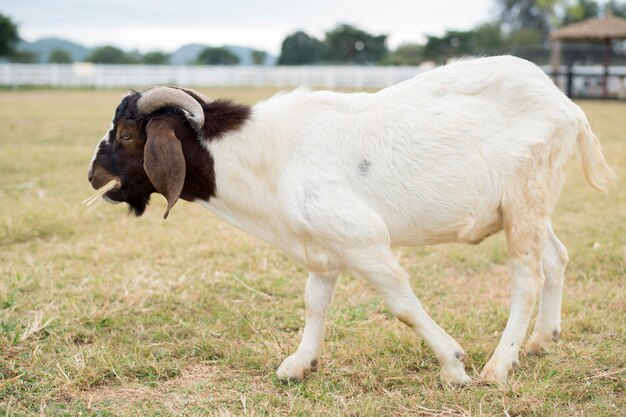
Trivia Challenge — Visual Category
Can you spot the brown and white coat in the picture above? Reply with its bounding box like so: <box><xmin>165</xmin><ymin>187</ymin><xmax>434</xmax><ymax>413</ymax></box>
<box><xmin>88</xmin><ymin>56</ymin><xmax>614</xmax><ymax>385</ymax></box>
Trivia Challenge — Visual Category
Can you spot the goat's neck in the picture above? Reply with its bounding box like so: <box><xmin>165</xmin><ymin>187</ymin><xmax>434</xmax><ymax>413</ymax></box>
<box><xmin>199</xmin><ymin>108</ymin><xmax>295</xmax><ymax>244</ymax></box>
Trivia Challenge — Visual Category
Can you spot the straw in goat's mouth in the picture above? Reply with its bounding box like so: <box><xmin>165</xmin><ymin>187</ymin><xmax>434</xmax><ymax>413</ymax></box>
<box><xmin>83</xmin><ymin>179</ymin><xmax>119</xmax><ymax>206</ymax></box>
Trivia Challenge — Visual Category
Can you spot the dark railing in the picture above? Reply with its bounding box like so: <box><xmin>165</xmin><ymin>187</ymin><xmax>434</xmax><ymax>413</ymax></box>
<box><xmin>475</xmin><ymin>43</ymin><xmax>626</xmax><ymax>99</ymax></box>
<box><xmin>552</xmin><ymin>68</ymin><xmax>626</xmax><ymax>99</ymax></box>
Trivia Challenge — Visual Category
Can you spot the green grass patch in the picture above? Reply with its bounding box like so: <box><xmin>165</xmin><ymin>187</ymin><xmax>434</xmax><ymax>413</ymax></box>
<box><xmin>0</xmin><ymin>90</ymin><xmax>624</xmax><ymax>415</ymax></box>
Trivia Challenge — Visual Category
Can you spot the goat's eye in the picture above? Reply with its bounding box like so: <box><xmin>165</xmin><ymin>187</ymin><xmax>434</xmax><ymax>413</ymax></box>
<box><xmin>120</xmin><ymin>133</ymin><xmax>132</xmax><ymax>141</ymax></box>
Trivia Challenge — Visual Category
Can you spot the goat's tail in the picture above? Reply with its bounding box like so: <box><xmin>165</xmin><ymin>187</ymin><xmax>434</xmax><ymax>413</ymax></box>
<box><xmin>574</xmin><ymin>107</ymin><xmax>616</xmax><ymax>191</ymax></box>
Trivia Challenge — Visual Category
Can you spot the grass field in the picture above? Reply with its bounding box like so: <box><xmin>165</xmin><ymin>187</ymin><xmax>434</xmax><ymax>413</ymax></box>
<box><xmin>0</xmin><ymin>88</ymin><xmax>624</xmax><ymax>416</ymax></box>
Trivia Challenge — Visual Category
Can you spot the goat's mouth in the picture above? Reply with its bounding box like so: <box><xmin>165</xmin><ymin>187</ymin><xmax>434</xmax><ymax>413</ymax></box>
<box><xmin>102</xmin><ymin>194</ymin><xmax>122</xmax><ymax>205</ymax></box>
<box><xmin>83</xmin><ymin>178</ymin><xmax>121</xmax><ymax>206</ymax></box>
<box><xmin>84</xmin><ymin>180</ymin><xmax>149</xmax><ymax>216</ymax></box>
<box><xmin>86</xmin><ymin>165</ymin><xmax>154</xmax><ymax>216</ymax></box>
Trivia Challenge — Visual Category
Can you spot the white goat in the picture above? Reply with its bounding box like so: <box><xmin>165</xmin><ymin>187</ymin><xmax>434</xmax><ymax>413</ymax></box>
<box><xmin>87</xmin><ymin>55</ymin><xmax>614</xmax><ymax>385</ymax></box>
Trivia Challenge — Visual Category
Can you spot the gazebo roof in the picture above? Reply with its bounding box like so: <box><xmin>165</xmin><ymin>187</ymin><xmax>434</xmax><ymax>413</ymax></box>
<box><xmin>550</xmin><ymin>12</ymin><xmax>626</xmax><ymax>41</ymax></box>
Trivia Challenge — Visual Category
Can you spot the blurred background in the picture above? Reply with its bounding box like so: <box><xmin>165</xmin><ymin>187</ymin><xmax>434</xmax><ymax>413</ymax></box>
<box><xmin>1</xmin><ymin>0</ymin><xmax>625</xmax><ymax>99</ymax></box>
<box><xmin>0</xmin><ymin>2</ymin><xmax>624</xmax><ymax>414</ymax></box>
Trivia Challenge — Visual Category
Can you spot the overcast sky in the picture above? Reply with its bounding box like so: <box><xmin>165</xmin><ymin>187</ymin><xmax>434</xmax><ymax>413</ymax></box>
<box><xmin>1</xmin><ymin>0</ymin><xmax>495</xmax><ymax>55</ymax></box>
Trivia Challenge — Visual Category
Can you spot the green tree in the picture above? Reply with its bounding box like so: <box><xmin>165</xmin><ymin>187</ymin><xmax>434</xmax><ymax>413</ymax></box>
<box><xmin>470</xmin><ymin>22</ymin><xmax>506</xmax><ymax>51</ymax></box>
<box><xmin>278</xmin><ymin>31</ymin><xmax>328</xmax><ymax>65</ymax></box>
<box><xmin>251</xmin><ymin>49</ymin><xmax>266</xmax><ymax>65</ymax></box>
<box><xmin>48</xmin><ymin>48</ymin><xmax>72</xmax><ymax>63</ymax></box>
<box><xmin>125</xmin><ymin>50</ymin><xmax>143</xmax><ymax>64</ymax></box>
<box><xmin>86</xmin><ymin>45</ymin><xmax>130</xmax><ymax>64</ymax></box>
<box><xmin>0</xmin><ymin>13</ymin><xmax>19</xmax><ymax>58</ymax></box>
<box><xmin>389</xmin><ymin>23</ymin><xmax>505</xmax><ymax>64</ymax></box>
<box><xmin>325</xmin><ymin>24</ymin><xmax>388</xmax><ymax>64</ymax></box>
<box><xmin>196</xmin><ymin>47</ymin><xmax>239</xmax><ymax>65</ymax></box>
<box><xmin>422</xmin><ymin>30</ymin><xmax>475</xmax><ymax>62</ymax></box>
<box><xmin>380</xmin><ymin>43</ymin><xmax>424</xmax><ymax>65</ymax></box>
<box><xmin>604</xmin><ymin>0</ymin><xmax>626</xmax><ymax>17</ymax></box>
<box><xmin>496</xmin><ymin>0</ymin><xmax>559</xmax><ymax>37</ymax></box>
<box><xmin>143</xmin><ymin>51</ymin><xmax>169</xmax><ymax>65</ymax></box>
<box><xmin>10</xmin><ymin>50</ymin><xmax>38</xmax><ymax>63</ymax></box>
<box><xmin>561</xmin><ymin>0</ymin><xmax>600</xmax><ymax>25</ymax></box>
<box><xmin>506</xmin><ymin>27</ymin><xmax>545</xmax><ymax>46</ymax></box>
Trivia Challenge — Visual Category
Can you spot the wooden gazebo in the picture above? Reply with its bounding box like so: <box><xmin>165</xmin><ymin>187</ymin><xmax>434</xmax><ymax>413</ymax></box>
<box><xmin>550</xmin><ymin>12</ymin><xmax>626</xmax><ymax>98</ymax></box>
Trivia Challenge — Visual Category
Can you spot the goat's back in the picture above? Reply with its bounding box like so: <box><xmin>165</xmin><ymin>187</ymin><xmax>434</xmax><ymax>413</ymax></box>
<box><xmin>279</xmin><ymin>57</ymin><xmax>584</xmax><ymax>246</ymax></box>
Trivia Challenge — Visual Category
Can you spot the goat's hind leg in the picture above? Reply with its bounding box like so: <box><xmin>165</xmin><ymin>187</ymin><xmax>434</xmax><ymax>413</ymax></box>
<box><xmin>481</xmin><ymin>208</ymin><xmax>547</xmax><ymax>383</ymax></box>
<box><xmin>527</xmin><ymin>222</ymin><xmax>568</xmax><ymax>354</ymax></box>
<box><xmin>347</xmin><ymin>245</ymin><xmax>470</xmax><ymax>386</ymax></box>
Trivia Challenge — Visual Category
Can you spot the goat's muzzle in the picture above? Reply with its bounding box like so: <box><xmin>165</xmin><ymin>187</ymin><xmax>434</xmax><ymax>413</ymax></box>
<box><xmin>85</xmin><ymin>165</ymin><xmax>121</xmax><ymax>205</ymax></box>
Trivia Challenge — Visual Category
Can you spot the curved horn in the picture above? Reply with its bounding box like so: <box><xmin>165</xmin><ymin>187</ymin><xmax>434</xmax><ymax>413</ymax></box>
<box><xmin>137</xmin><ymin>86</ymin><xmax>205</xmax><ymax>130</ymax></box>
<box><xmin>168</xmin><ymin>86</ymin><xmax>210</xmax><ymax>104</ymax></box>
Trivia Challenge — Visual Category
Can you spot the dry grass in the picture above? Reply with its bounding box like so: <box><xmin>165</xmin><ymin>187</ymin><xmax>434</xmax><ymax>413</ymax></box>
<box><xmin>0</xmin><ymin>88</ymin><xmax>624</xmax><ymax>416</ymax></box>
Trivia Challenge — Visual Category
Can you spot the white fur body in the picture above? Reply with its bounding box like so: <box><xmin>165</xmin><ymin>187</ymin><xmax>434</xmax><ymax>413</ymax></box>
<box><xmin>87</xmin><ymin>56</ymin><xmax>613</xmax><ymax>384</ymax></box>
<box><xmin>201</xmin><ymin>57</ymin><xmax>575</xmax><ymax>270</ymax></box>
<box><xmin>80</xmin><ymin>55</ymin><xmax>605</xmax><ymax>386</ymax></box>
<box><xmin>193</xmin><ymin>56</ymin><xmax>614</xmax><ymax>384</ymax></box>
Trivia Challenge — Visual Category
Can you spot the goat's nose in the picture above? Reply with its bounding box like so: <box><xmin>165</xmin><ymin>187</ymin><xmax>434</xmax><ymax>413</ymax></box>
<box><xmin>87</xmin><ymin>169</ymin><xmax>94</xmax><ymax>182</ymax></box>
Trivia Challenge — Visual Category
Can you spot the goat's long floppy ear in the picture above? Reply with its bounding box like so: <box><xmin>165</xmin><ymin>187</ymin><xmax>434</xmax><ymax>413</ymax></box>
<box><xmin>144</xmin><ymin>119</ymin><xmax>186</xmax><ymax>219</ymax></box>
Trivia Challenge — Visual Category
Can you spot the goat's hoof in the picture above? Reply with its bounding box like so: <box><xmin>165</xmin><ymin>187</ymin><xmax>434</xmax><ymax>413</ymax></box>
<box><xmin>276</xmin><ymin>354</ymin><xmax>316</xmax><ymax>382</ymax></box>
<box><xmin>526</xmin><ymin>339</ymin><xmax>549</xmax><ymax>355</ymax></box>
<box><xmin>440</xmin><ymin>365</ymin><xmax>471</xmax><ymax>386</ymax></box>
<box><xmin>480</xmin><ymin>360</ymin><xmax>514</xmax><ymax>385</ymax></box>
<box><xmin>526</xmin><ymin>330</ymin><xmax>558</xmax><ymax>355</ymax></box>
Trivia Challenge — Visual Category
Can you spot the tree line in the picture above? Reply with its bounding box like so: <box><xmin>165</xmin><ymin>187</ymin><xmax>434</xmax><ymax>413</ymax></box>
<box><xmin>0</xmin><ymin>14</ymin><xmax>266</xmax><ymax>65</ymax></box>
<box><xmin>1</xmin><ymin>0</ymin><xmax>625</xmax><ymax>65</ymax></box>
<box><xmin>279</xmin><ymin>0</ymin><xmax>626</xmax><ymax>65</ymax></box>
<box><xmin>73</xmin><ymin>46</ymin><xmax>266</xmax><ymax>65</ymax></box>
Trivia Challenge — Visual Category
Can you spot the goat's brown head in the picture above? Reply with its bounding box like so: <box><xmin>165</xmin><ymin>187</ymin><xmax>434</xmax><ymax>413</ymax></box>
<box><xmin>87</xmin><ymin>86</ymin><xmax>218</xmax><ymax>218</ymax></box>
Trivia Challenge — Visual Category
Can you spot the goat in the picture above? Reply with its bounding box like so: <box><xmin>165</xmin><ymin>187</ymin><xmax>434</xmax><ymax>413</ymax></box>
<box><xmin>87</xmin><ymin>56</ymin><xmax>614</xmax><ymax>385</ymax></box>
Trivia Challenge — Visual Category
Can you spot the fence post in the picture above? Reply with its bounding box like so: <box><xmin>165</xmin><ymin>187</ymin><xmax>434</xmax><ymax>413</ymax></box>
<box><xmin>566</xmin><ymin>65</ymin><xmax>574</xmax><ymax>98</ymax></box>
<box><xmin>1</xmin><ymin>64</ymin><xmax>9</xmax><ymax>86</ymax></box>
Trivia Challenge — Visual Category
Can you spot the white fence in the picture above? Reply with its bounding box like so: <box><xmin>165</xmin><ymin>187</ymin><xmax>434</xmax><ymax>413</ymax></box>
<box><xmin>0</xmin><ymin>63</ymin><xmax>426</xmax><ymax>89</ymax></box>
<box><xmin>1</xmin><ymin>63</ymin><xmax>625</xmax><ymax>96</ymax></box>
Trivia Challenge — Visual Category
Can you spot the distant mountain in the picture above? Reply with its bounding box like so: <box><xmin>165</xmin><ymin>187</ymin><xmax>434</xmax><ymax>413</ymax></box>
<box><xmin>169</xmin><ymin>44</ymin><xmax>205</xmax><ymax>65</ymax></box>
<box><xmin>18</xmin><ymin>38</ymin><xmax>91</xmax><ymax>63</ymax></box>
<box><xmin>223</xmin><ymin>45</ymin><xmax>277</xmax><ymax>66</ymax></box>
<box><xmin>14</xmin><ymin>37</ymin><xmax>277</xmax><ymax>66</ymax></box>
<box><xmin>170</xmin><ymin>44</ymin><xmax>277</xmax><ymax>66</ymax></box>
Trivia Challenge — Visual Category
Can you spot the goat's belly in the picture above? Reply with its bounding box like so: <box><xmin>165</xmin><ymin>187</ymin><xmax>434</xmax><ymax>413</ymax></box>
<box><xmin>377</xmin><ymin>194</ymin><xmax>503</xmax><ymax>247</ymax></box>
<box><xmin>347</xmin><ymin>142</ymin><xmax>504</xmax><ymax>246</ymax></box>
<box><xmin>387</xmin><ymin>209</ymin><xmax>503</xmax><ymax>246</ymax></box>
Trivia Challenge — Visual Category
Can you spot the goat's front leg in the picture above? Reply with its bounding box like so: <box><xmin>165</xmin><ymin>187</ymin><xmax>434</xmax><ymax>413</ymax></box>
<box><xmin>277</xmin><ymin>271</ymin><xmax>338</xmax><ymax>382</ymax></box>
<box><xmin>347</xmin><ymin>245</ymin><xmax>470</xmax><ymax>386</ymax></box>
